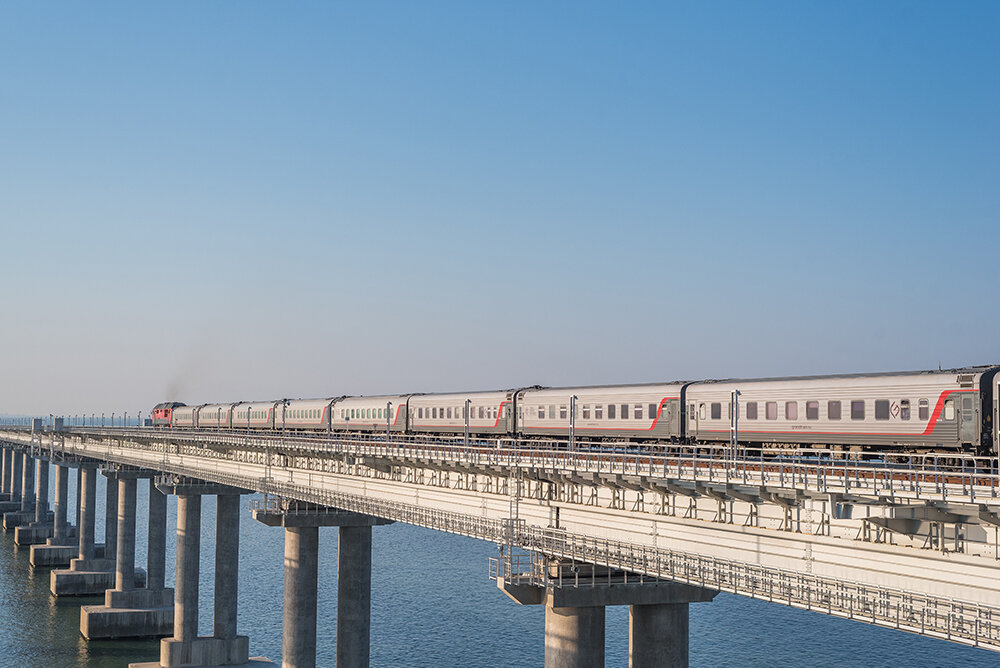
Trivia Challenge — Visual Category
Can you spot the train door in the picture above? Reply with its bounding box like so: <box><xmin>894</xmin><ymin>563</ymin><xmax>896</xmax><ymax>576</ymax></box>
<box><xmin>995</xmin><ymin>377</ymin><xmax>1000</xmax><ymax>453</ymax></box>
<box><xmin>960</xmin><ymin>394</ymin><xmax>978</xmax><ymax>444</ymax></box>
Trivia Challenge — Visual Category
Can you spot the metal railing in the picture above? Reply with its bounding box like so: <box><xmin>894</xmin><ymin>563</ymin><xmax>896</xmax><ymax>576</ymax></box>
<box><xmin>492</xmin><ymin>529</ymin><xmax>1000</xmax><ymax>651</ymax></box>
<box><xmin>8</xmin><ymin>425</ymin><xmax>997</xmax><ymax>505</ymax></box>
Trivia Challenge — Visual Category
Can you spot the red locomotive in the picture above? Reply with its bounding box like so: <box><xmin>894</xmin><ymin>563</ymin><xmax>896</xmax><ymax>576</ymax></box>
<box><xmin>151</xmin><ymin>402</ymin><xmax>186</xmax><ymax>427</ymax></box>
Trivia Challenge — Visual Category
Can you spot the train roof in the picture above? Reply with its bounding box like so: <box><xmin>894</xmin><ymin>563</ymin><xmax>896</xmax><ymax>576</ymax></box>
<box><xmin>152</xmin><ymin>402</ymin><xmax>186</xmax><ymax>409</ymax></box>
<box><xmin>691</xmin><ymin>365</ymin><xmax>1000</xmax><ymax>385</ymax></box>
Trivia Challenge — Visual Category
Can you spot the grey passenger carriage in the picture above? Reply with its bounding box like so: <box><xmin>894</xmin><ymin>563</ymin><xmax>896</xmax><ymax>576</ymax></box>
<box><xmin>162</xmin><ymin>365</ymin><xmax>1000</xmax><ymax>455</ymax></box>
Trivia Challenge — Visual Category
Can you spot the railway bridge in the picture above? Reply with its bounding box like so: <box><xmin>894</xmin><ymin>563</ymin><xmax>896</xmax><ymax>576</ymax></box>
<box><xmin>1</xmin><ymin>421</ymin><xmax>1000</xmax><ymax>667</ymax></box>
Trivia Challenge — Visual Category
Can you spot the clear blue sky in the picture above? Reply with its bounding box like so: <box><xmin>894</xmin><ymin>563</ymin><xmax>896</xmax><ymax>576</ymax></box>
<box><xmin>1</xmin><ymin>2</ymin><xmax>997</xmax><ymax>415</ymax></box>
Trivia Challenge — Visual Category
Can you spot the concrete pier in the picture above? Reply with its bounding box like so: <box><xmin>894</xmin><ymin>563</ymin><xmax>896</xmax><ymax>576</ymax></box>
<box><xmin>10</xmin><ymin>450</ymin><xmax>21</xmax><ymax>504</ymax></box>
<box><xmin>147</xmin><ymin>481</ymin><xmax>167</xmax><ymax>590</ymax></box>
<box><xmin>629</xmin><ymin>603</ymin><xmax>690</xmax><ymax>668</ymax></box>
<box><xmin>0</xmin><ymin>447</ymin><xmax>10</xmax><ymax>499</ymax></box>
<box><xmin>105</xmin><ymin>470</ymin><xmax>119</xmax><ymax>560</ymax></box>
<box><xmin>31</xmin><ymin>463</ymin><xmax>87</xmax><ymax>567</ymax></box>
<box><xmin>15</xmin><ymin>456</ymin><xmax>53</xmax><ymax>545</ymax></box>
<box><xmin>498</xmin><ymin>561</ymin><xmax>717</xmax><ymax>668</ymax></box>
<box><xmin>214</xmin><ymin>494</ymin><xmax>241</xmax><ymax>643</ymax></box>
<box><xmin>253</xmin><ymin>502</ymin><xmax>391</xmax><ymax>668</ymax></box>
<box><xmin>82</xmin><ymin>473</ymin><xmax>173</xmax><ymax>639</ymax></box>
<box><xmin>130</xmin><ymin>477</ymin><xmax>271</xmax><ymax>668</ymax></box>
<box><xmin>337</xmin><ymin>526</ymin><xmax>373</xmax><ymax>668</ymax></box>
<box><xmin>545</xmin><ymin>605</ymin><xmax>605</xmax><ymax>668</ymax></box>
<box><xmin>52</xmin><ymin>466</ymin><xmax>142</xmax><ymax>596</ymax></box>
<box><xmin>20</xmin><ymin>452</ymin><xmax>34</xmax><ymax>513</ymax></box>
<box><xmin>53</xmin><ymin>463</ymin><xmax>70</xmax><ymax>543</ymax></box>
<box><xmin>283</xmin><ymin>526</ymin><xmax>319</xmax><ymax>668</ymax></box>
<box><xmin>3</xmin><ymin>452</ymin><xmax>31</xmax><ymax>529</ymax></box>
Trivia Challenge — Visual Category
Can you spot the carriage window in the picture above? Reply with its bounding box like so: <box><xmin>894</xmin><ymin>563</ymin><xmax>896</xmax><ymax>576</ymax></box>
<box><xmin>698</xmin><ymin>404</ymin><xmax>706</xmax><ymax>420</ymax></box>
<box><xmin>746</xmin><ymin>402</ymin><xmax>758</xmax><ymax>420</ymax></box>
<box><xmin>785</xmin><ymin>402</ymin><xmax>798</xmax><ymax>420</ymax></box>
<box><xmin>710</xmin><ymin>403</ymin><xmax>721</xmax><ymax>420</ymax></box>
<box><xmin>828</xmin><ymin>401</ymin><xmax>841</xmax><ymax>420</ymax></box>
<box><xmin>766</xmin><ymin>402</ymin><xmax>777</xmax><ymax>420</ymax></box>
<box><xmin>900</xmin><ymin>400</ymin><xmax>910</xmax><ymax>420</ymax></box>
<box><xmin>446</xmin><ymin>407</ymin><xmax>452</xmax><ymax>419</ymax></box>
<box><xmin>479</xmin><ymin>406</ymin><xmax>485</xmax><ymax>419</ymax></box>
<box><xmin>806</xmin><ymin>401</ymin><xmax>818</xmax><ymax>420</ymax></box>
<box><xmin>559</xmin><ymin>405</ymin><xmax>567</xmax><ymax>419</ymax></box>
<box><xmin>549</xmin><ymin>405</ymin><xmax>556</xmax><ymax>419</ymax></box>
<box><xmin>595</xmin><ymin>405</ymin><xmax>603</xmax><ymax>419</ymax></box>
<box><xmin>621</xmin><ymin>404</ymin><xmax>628</xmax><ymax>419</ymax></box>
<box><xmin>634</xmin><ymin>404</ymin><xmax>643</xmax><ymax>420</ymax></box>
<box><xmin>944</xmin><ymin>399</ymin><xmax>955</xmax><ymax>421</ymax></box>
<box><xmin>582</xmin><ymin>405</ymin><xmax>590</xmax><ymax>419</ymax></box>
<box><xmin>431</xmin><ymin>408</ymin><xmax>437</xmax><ymax>419</ymax></box>
<box><xmin>919</xmin><ymin>399</ymin><xmax>929</xmax><ymax>420</ymax></box>
<box><xmin>851</xmin><ymin>400</ymin><xmax>865</xmax><ymax>420</ymax></box>
<box><xmin>609</xmin><ymin>404</ymin><xmax>617</xmax><ymax>419</ymax></box>
<box><xmin>538</xmin><ymin>406</ymin><xmax>545</xmax><ymax>419</ymax></box>
<box><xmin>649</xmin><ymin>403</ymin><xmax>657</xmax><ymax>419</ymax></box>
<box><xmin>875</xmin><ymin>400</ymin><xmax>890</xmax><ymax>420</ymax></box>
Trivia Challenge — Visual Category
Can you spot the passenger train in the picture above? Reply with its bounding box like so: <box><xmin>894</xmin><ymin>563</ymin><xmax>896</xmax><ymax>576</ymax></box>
<box><xmin>151</xmin><ymin>366</ymin><xmax>1000</xmax><ymax>455</ymax></box>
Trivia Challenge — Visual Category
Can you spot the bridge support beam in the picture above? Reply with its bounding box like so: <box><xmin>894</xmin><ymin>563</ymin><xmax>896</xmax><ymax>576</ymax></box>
<box><xmin>498</xmin><ymin>559</ymin><xmax>716</xmax><ymax>668</ymax></box>
<box><xmin>253</xmin><ymin>501</ymin><xmax>392</xmax><ymax>668</ymax></box>
<box><xmin>82</xmin><ymin>472</ymin><xmax>169</xmax><ymax>640</ymax></box>
<box><xmin>129</xmin><ymin>477</ymin><xmax>272</xmax><ymax>668</ymax></box>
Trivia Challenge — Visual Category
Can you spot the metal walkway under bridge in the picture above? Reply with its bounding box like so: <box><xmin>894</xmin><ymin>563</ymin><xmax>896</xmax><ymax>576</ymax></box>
<box><xmin>3</xmin><ymin>423</ymin><xmax>1000</xmax><ymax>666</ymax></box>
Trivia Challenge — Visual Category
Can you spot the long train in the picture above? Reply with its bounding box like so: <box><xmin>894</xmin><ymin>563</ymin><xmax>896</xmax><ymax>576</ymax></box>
<box><xmin>151</xmin><ymin>365</ymin><xmax>1000</xmax><ymax>455</ymax></box>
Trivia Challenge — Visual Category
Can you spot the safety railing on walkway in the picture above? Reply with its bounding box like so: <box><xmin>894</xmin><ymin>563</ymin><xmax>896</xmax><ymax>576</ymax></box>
<box><xmin>6</xmin><ymin>425</ymin><xmax>997</xmax><ymax>505</ymax></box>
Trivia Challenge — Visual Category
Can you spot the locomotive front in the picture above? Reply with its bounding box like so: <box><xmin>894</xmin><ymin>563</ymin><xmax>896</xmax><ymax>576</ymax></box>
<box><xmin>151</xmin><ymin>402</ymin><xmax>186</xmax><ymax>427</ymax></box>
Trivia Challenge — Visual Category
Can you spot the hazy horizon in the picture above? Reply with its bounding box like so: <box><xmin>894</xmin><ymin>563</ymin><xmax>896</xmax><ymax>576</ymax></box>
<box><xmin>2</xmin><ymin>2</ymin><xmax>997</xmax><ymax>415</ymax></box>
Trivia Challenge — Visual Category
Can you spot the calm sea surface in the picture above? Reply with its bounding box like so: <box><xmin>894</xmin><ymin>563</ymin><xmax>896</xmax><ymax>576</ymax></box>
<box><xmin>1</xmin><ymin>464</ymin><xmax>999</xmax><ymax>667</ymax></box>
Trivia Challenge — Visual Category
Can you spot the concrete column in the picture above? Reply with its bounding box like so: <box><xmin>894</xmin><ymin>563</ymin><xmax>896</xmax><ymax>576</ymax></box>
<box><xmin>115</xmin><ymin>478</ymin><xmax>137</xmax><ymax>592</ymax></box>
<box><xmin>337</xmin><ymin>525</ymin><xmax>372</xmax><ymax>668</ymax></box>
<box><xmin>34</xmin><ymin>458</ymin><xmax>49</xmax><ymax>524</ymax></box>
<box><xmin>76</xmin><ymin>467</ymin><xmax>83</xmax><ymax>538</ymax></box>
<box><xmin>544</xmin><ymin>605</ymin><xmax>605</xmax><ymax>668</ymax></box>
<box><xmin>175</xmin><ymin>494</ymin><xmax>201</xmax><ymax>643</ymax></box>
<box><xmin>104</xmin><ymin>473</ymin><xmax>118</xmax><ymax>561</ymax></box>
<box><xmin>10</xmin><ymin>452</ymin><xmax>21</xmax><ymax>504</ymax></box>
<box><xmin>20</xmin><ymin>453</ymin><xmax>34</xmax><ymax>512</ymax></box>
<box><xmin>283</xmin><ymin>526</ymin><xmax>319</xmax><ymax>668</ymax></box>
<box><xmin>147</xmin><ymin>480</ymin><xmax>167</xmax><ymax>591</ymax></box>
<box><xmin>1</xmin><ymin>448</ymin><xmax>9</xmax><ymax>495</ymax></box>
<box><xmin>79</xmin><ymin>467</ymin><xmax>97</xmax><ymax>560</ymax></box>
<box><xmin>53</xmin><ymin>464</ymin><xmax>69</xmax><ymax>542</ymax></box>
<box><xmin>629</xmin><ymin>603</ymin><xmax>688</xmax><ymax>668</ymax></box>
<box><xmin>214</xmin><ymin>494</ymin><xmax>240</xmax><ymax>641</ymax></box>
